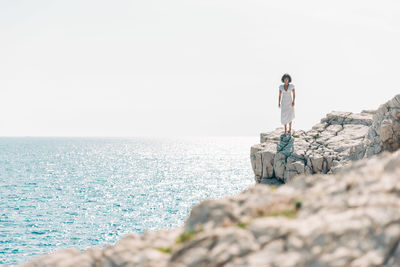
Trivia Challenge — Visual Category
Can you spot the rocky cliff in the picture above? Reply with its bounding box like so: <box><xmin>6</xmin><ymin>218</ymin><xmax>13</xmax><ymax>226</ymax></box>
<box><xmin>250</xmin><ymin>94</ymin><xmax>400</xmax><ymax>184</ymax></box>
<box><xmin>17</xmin><ymin>95</ymin><xmax>400</xmax><ymax>267</ymax></box>
<box><xmin>20</xmin><ymin>143</ymin><xmax>400</xmax><ymax>267</ymax></box>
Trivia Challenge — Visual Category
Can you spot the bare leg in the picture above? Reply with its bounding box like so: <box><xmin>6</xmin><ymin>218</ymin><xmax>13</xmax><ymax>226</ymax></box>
<box><xmin>284</xmin><ymin>124</ymin><xmax>287</xmax><ymax>133</ymax></box>
<box><xmin>288</xmin><ymin>121</ymin><xmax>292</xmax><ymax>133</ymax></box>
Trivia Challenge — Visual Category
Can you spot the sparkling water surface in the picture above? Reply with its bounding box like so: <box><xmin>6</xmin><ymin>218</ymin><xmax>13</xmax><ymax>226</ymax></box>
<box><xmin>0</xmin><ymin>137</ymin><xmax>256</xmax><ymax>265</ymax></box>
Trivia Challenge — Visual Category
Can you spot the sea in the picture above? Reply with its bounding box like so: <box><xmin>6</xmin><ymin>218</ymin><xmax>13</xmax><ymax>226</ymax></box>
<box><xmin>0</xmin><ymin>137</ymin><xmax>257</xmax><ymax>265</ymax></box>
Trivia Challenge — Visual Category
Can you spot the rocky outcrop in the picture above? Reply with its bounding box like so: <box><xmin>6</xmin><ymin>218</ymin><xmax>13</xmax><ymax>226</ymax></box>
<box><xmin>365</xmin><ymin>95</ymin><xmax>400</xmax><ymax>155</ymax></box>
<box><xmin>250</xmin><ymin>94</ymin><xmax>400</xmax><ymax>184</ymax></box>
<box><xmin>20</xmin><ymin>148</ymin><xmax>400</xmax><ymax>266</ymax></box>
<box><xmin>15</xmin><ymin>94</ymin><xmax>400</xmax><ymax>267</ymax></box>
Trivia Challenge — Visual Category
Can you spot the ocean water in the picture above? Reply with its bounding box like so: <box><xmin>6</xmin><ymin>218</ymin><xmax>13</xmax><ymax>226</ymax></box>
<box><xmin>0</xmin><ymin>137</ymin><xmax>256</xmax><ymax>265</ymax></box>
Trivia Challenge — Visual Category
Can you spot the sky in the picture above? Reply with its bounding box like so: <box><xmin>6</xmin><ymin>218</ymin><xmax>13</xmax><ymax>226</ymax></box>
<box><xmin>0</xmin><ymin>0</ymin><xmax>399</xmax><ymax>137</ymax></box>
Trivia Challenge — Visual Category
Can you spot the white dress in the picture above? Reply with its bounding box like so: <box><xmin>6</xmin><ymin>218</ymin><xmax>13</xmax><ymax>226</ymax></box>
<box><xmin>279</xmin><ymin>83</ymin><xmax>295</xmax><ymax>125</ymax></box>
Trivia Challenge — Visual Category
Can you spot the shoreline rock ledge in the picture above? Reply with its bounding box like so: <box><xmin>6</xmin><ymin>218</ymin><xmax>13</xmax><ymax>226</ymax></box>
<box><xmin>250</xmin><ymin>94</ymin><xmax>400</xmax><ymax>184</ymax></box>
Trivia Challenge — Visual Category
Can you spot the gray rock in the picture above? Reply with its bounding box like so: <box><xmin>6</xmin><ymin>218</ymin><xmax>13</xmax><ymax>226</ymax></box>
<box><xmin>273</xmin><ymin>152</ymin><xmax>286</xmax><ymax>180</ymax></box>
<box><xmin>250</xmin><ymin>94</ymin><xmax>400</xmax><ymax>183</ymax></box>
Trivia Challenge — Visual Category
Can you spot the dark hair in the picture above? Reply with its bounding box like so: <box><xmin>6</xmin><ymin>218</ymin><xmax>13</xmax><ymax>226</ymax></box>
<box><xmin>281</xmin><ymin>73</ymin><xmax>292</xmax><ymax>83</ymax></box>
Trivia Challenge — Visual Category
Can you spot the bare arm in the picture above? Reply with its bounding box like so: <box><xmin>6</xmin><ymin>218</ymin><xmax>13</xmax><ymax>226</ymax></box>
<box><xmin>278</xmin><ymin>90</ymin><xmax>282</xmax><ymax>107</ymax></box>
<box><xmin>292</xmin><ymin>88</ymin><xmax>295</xmax><ymax>106</ymax></box>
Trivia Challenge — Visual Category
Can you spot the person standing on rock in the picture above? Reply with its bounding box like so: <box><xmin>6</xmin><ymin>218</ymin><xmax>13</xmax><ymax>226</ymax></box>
<box><xmin>278</xmin><ymin>73</ymin><xmax>295</xmax><ymax>134</ymax></box>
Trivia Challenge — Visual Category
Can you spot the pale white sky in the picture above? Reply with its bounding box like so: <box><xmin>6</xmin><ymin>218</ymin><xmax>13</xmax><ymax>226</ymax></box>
<box><xmin>1</xmin><ymin>0</ymin><xmax>399</xmax><ymax>136</ymax></box>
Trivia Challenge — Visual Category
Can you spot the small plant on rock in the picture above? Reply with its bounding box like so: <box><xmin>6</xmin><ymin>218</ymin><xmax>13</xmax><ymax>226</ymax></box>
<box><xmin>237</xmin><ymin>221</ymin><xmax>249</xmax><ymax>229</ymax></box>
<box><xmin>175</xmin><ymin>226</ymin><xmax>203</xmax><ymax>244</ymax></box>
<box><xmin>156</xmin><ymin>247</ymin><xmax>172</xmax><ymax>253</ymax></box>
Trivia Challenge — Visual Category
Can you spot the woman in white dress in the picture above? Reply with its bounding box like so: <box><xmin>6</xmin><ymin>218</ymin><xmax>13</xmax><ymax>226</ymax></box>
<box><xmin>278</xmin><ymin>73</ymin><xmax>295</xmax><ymax>134</ymax></box>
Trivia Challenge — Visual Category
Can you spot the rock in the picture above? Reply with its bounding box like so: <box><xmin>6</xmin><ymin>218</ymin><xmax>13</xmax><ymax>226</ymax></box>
<box><xmin>184</xmin><ymin>198</ymin><xmax>240</xmax><ymax>232</ymax></box>
<box><xmin>366</xmin><ymin>94</ymin><xmax>400</xmax><ymax>153</ymax></box>
<box><xmin>250</xmin><ymin>94</ymin><xmax>400</xmax><ymax>183</ymax></box>
<box><xmin>169</xmin><ymin>227</ymin><xmax>260</xmax><ymax>267</ymax></box>
<box><xmin>273</xmin><ymin>152</ymin><xmax>286</xmax><ymax>180</ymax></box>
<box><xmin>310</xmin><ymin>155</ymin><xmax>324</xmax><ymax>173</ymax></box>
<box><xmin>19</xmin><ymin>145</ymin><xmax>400</xmax><ymax>267</ymax></box>
<box><xmin>381</xmin><ymin>119</ymin><xmax>394</xmax><ymax>142</ymax></box>
<box><xmin>20</xmin><ymin>228</ymin><xmax>182</xmax><ymax>267</ymax></box>
<box><xmin>250</xmin><ymin>142</ymin><xmax>278</xmax><ymax>182</ymax></box>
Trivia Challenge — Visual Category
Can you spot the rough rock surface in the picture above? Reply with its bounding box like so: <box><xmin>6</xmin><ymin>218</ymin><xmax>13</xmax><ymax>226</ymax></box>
<box><xmin>19</xmin><ymin>149</ymin><xmax>400</xmax><ymax>267</ymax></box>
<box><xmin>251</xmin><ymin>94</ymin><xmax>400</xmax><ymax>184</ymax></box>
